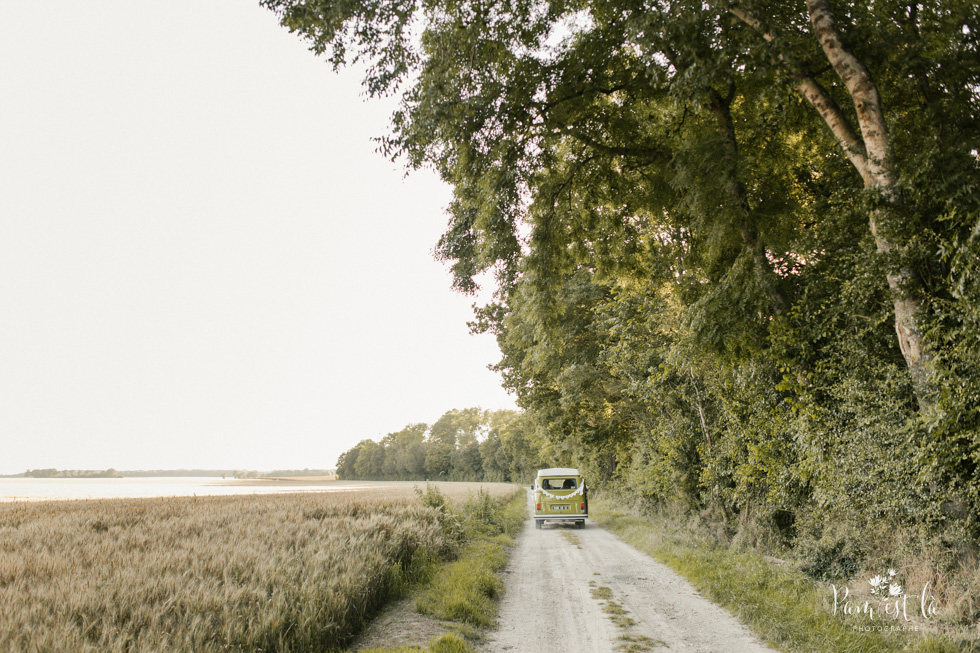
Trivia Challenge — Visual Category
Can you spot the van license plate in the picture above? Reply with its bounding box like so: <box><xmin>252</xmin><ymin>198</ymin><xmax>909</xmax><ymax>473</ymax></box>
<box><xmin>551</xmin><ymin>505</ymin><xmax>568</xmax><ymax>510</ymax></box>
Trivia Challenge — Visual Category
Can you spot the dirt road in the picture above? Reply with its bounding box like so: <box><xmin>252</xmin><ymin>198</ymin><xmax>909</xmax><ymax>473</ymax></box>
<box><xmin>481</xmin><ymin>495</ymin><xmax>775</xmax><ymax>652</ymax></box>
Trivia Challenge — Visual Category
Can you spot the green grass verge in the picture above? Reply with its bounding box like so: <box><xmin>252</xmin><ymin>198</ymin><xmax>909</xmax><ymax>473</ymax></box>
<box><xmin>414</xmin><ymin>540</ymin><xmax>508</xmax><ymax>627</ymax></box>
<box><xmin>360</xmin><ymin>487</ymin><xmax>527</xmax><ymax>653</ymax></box>
<box><xmin>358</xmin><ymin>631</ymin><xmax>473</xmax><ymax>653</ymax></box>
<box><xmin>415</xmin><ymin>488</ymin><xmax>526</xmax><ymax>628</ymax></box>
<box><xmin>591</xmin><ymin>498</ymin><xmax>970</xmax><ymax>653</ymax></box>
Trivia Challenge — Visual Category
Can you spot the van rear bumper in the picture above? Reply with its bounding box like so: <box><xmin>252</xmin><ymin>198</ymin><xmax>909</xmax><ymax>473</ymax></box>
<box><xmin>534</xmin><ymin>514</ymin><xmax>587</xmax><ymax>522</ymax></box>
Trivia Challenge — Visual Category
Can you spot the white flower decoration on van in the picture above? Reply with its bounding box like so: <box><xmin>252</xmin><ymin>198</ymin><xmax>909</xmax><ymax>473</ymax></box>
<box><xmin>538</xmin><ymin>484</ymin><xmax>585</xmax><ymax>500</ymax></box>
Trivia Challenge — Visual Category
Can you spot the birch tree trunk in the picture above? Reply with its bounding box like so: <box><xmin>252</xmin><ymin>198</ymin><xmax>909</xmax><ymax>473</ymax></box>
<box><xmin>804</xmin><ymin>0</ymin><xmax>934</xmax><ymax>408</ymax></box>
<box><xmin>730</xmin><ymin>1</ymin><xmax>934</xmax><ymax>407</ymax></box>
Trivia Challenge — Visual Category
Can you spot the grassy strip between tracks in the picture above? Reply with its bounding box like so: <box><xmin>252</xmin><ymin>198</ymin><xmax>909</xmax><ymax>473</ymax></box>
<box><xmin>590</xmin><ymin>497</ymin><xmax>971</xmax><ymax>653</ymax></box>
<box><xmin>358</xmin><ymin>486</ymin><xmax>528</xmax><ymax>653</ymax></box>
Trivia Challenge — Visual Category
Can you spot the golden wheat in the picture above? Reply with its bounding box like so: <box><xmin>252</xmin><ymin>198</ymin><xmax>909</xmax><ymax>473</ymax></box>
<box><xmin>0</xmin><ymin>482</ymin><xmax>514</xmax><ymax>652</ymax></box>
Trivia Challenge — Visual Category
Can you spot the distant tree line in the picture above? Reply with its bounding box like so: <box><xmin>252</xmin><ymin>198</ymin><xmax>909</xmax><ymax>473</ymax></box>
<box><xmin>16</xmin><ymin>469</ymin><xmax>336</xmax><ymax>479</ymax></box>
<box><xmin>24</xmin><ymin>469</ymin><xmax>121</xmax><ymax>479</ymax></box>
<box><xmin>337</xmin><ymin>408</ymin><xmax>548</xmax><ymax>483</ymax></box>
<box><xmin>234</xmin><ymin>469</ymin><xmax>336</xmax><ymax>479</ymax></box>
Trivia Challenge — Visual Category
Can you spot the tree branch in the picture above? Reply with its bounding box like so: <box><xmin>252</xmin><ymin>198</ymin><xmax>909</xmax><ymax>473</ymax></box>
<box><xmin>727</xmin><ymin>5</ymin><xmax>871</xmax><ymax>181</ymax></box>
<box><xmin>563</xmin><ymin>127</ymin><xmax>668</xmax><ymax>162</ymax></box>
<box><xmin>804</xmin><ymin>0</ymin><xmax>895</xmax><ymax>192</ymax></box>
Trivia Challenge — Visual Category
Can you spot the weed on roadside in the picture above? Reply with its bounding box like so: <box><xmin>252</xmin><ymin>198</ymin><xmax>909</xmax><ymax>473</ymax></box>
<box><xmin>359</xmin><ymin>631</ymin><xmax>475</xmax><ymax>653</ymax></box>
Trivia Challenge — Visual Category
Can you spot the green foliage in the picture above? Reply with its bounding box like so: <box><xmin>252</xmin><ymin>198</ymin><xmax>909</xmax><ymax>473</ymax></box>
<box><xmin>414</xmin><ymin>484</ymin><xmax>463</xmax><ymax>558</ymax></box>
<box><xmin>799</xmin><ymin>539</ymin><xmax>864</xmax><ymax>583</ymax></box>
<box><xmin>414</xmin><ymin>540</ymin><xmax>506</xmax><ymax>627</ymax></box>
<box><xmin>921</xmin><ymin>209</ymin><xmax>980</xmax><ymax>533</ymax></box>
<box><xmin>459</xmin><ymin>489</ymin><xmax>526</xmax><ymax>544</ymax></box>
<box><xmin>427</xmin><ymin>632</ymin><xmax>476</xmax><ymax>653</ymax></box>
<box><xmin>350</xmin><ymin>490</ymin><xmax>526</xmax><ymax>653</ymax></box>
<box><xmin>359</xmin><ymin>632</ymin><xmax>476</xmax><ymax>653</ymax></box>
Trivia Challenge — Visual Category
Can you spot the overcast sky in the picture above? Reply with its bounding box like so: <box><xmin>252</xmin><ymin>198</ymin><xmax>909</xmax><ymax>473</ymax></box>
<box><xmin>0</xmin><ymin>1</ymin><xmax>516</xmax><ymax>475</ymax></box>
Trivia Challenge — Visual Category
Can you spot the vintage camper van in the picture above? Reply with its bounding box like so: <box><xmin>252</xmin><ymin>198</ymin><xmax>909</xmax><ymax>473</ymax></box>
<box><xmin>532</xmin><ymin>467</ymin><xmax>588</xmax><ymax>529</ymax></box>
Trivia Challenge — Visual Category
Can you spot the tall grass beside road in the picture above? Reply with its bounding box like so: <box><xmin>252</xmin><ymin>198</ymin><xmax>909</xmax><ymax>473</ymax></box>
<box><xmin>414</xmin><ymin>488</ymin><xmax>526</xmax><ymax>629</ymax></box>
<box><xmin>0</xmin><ymin>482</ymin><xmax>514</xmax><ymax>652</ymax></box>
<box><xmin>355</xmin><ymin>487</ymin><xmax>528</xmax><ymax>653</ymax></box>
<box><xmin>591</xmin><ymin>498</ymin><xmax>971</xmax><ymax>653</ymax></box>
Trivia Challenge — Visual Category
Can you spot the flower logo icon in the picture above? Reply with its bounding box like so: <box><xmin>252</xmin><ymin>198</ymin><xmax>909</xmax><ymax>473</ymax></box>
<box><xmin>869</xmin><ymin>569</ymin><xmax>903</xmax><ymax>597</ymax></box>
<box><xmin>869</xmin><ymin>575</ymin><xmax>884</xmax><ymax>593</ymax></box>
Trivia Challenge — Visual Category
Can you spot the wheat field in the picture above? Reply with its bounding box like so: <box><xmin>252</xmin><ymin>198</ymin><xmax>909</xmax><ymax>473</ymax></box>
<box><xmin>0</xmin><ymin>482</ymin><xmax>515</xmax><ymax>652</ymax></box>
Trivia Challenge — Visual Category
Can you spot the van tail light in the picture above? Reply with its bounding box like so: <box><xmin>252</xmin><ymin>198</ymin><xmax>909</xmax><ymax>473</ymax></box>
<box><xmin>580</xmin><ymin>503</ymin><xmax>585</xmax><ymax>511</ymax></box>
<box><xmin>536</xmin><ymin>503</ymin><xmax>541</xmax><ymax>511</ymax></box>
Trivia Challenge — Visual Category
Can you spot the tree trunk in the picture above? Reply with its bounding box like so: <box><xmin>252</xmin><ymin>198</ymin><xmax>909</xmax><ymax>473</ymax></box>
<box><xmin>708</xmin><ymin>88</ymin><xmax>788</xmax><ymax>315</ymax></box>
<box><xmin>728</xmin><ymin>1</ymin><xmax>935</xmax><ymax>407</ymax></box>
<box><xmin>804</xmin><ymin>0</ymin><xmax>934</xmax><ymax>408</ymax></box>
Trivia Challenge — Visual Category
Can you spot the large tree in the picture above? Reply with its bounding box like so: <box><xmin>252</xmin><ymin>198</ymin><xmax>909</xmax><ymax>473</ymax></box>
<box><xmin>268</xmin><ymin>0</ymin><xmax>980</xmax><ymax>529</ymax></box>
<box><xmin>263</xmin><ymin>0</ymin><xmax>978</xmax><ymax>410</ymax></box>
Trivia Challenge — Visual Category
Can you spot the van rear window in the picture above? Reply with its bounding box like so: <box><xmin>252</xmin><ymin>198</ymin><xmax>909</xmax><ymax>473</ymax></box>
<box><xmin>541</xmin><ymin>478</ymin><xmax>576</xmax><ymax>490</ymax></box>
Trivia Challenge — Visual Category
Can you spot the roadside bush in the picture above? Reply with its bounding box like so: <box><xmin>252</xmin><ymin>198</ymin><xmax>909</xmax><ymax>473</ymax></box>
<box><xmin>799</xmin><ymin>538</ymin><xmax>864</xmax><ymax>582</ymax></box>
<box><xmin>459</xmin><ymin>489</ymin><xmax>525</xmax><ymax>543</ymax></box>
<box><xmin>415</xmin><ymin>484</ymin><xmax>463</xmax><ymax>557</ymax></box>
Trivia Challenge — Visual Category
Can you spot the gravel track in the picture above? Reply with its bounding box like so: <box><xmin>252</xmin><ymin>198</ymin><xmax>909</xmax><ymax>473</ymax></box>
<box><xmin>480</xmin><ymin>493</ymin><xmax>775</xmax><ymax>652</ymax></box>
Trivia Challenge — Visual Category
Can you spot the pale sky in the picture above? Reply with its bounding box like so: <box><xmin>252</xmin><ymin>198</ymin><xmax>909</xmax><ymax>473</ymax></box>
<box><xmin>0</xmin><ymin>1</ymin><xmax>516</xmax><ymax>475</ymax></box>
